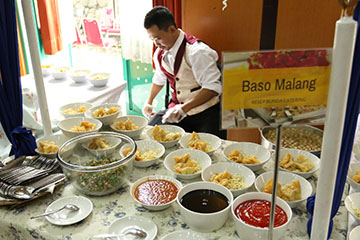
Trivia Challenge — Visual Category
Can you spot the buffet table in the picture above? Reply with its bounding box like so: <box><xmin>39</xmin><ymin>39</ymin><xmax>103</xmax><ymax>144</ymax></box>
<box><xmin>0</xmin><ymin>127</ymin><xmax>348</xmax><ymax>240</ymax></box>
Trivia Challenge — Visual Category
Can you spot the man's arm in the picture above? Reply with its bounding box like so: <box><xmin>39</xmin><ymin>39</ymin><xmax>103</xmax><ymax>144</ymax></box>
<box><xmin>146</xmin><ymin>83</ymin><xmax>164</xmax><ymax>105</ymax></box>
<box><xmin>181</xmin><ymin>88</ymin><xmax>217</xmax><ymax>113</ymax></box>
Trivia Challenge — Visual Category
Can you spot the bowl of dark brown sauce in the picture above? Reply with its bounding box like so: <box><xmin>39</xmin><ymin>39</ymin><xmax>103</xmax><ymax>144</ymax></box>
<box><xmin>177</xmin><ymin>181</ymin><xmax>233</xmax><ymax>232</ymax></box>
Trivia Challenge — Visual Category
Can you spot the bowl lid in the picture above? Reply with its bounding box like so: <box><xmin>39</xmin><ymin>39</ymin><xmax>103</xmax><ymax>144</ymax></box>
<box><xmin>57</xmin><ymin>131</ymin><xmax>136</xmax><ymax>171</ymax></box>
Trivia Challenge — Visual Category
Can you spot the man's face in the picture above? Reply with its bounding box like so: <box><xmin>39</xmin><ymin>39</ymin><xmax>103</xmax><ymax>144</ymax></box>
<box><xmin>147</xmin><ymin>25</ymin><xmax>177</xmax><ymax>50</ymax></box>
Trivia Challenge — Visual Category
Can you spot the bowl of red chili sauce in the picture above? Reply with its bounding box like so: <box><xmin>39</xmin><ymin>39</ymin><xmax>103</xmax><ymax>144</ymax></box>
<box><xmin>130</xmin><ymin>175</ymin><xmax>182</xmax><ymax>211</ymax></box>
<box><xmin>231</xmin><ymin>192</ymin><xmax>292</xmax><ymax>240</ymax></box>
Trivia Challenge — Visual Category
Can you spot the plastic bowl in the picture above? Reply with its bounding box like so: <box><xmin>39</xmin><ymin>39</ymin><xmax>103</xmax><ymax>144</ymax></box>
<box><xmin>231</xmin><ymin>192</ymin><xmax>292</xmax><ymax>240</ymax></box>
<box><xmin>59</xmin><ymin>102</ymin><xmax>93</xmax><ymax>118</ymax></box>
<box><xmin>278</xmin><ymin>148</ymin><xmax>320</xmax><ymax>179</ymax></box>
<box><xmin>88</xmin><ymin>72</ymin><xmax>110</xmax><ymax>87</ymax></box>
<box><xmin>57</xmin><ymin>117</ymin><xmax>102</xmax><ymax>139</ymax></box>
<box><xmin>110</xmin><ymin>115</ymin><xmax>148</xmax><ymax>139</ymax></box>
<box><xmin>130</xmin><ymin>175</ymin><xmax>182</xmax><ymax>211</ymax></box>
<box><xmin>35</xmin><ymin>134</ymin><xmax>68</xmax><ymax>158</ymax></box>
<box><xmin>146</xmin><ymin>125</ymin><xmax>185</xmax><ymax>148</ymax></box>
<box><xmin>85</xmin><ymin>103</ymin><xmax>121</xmax><ymax>126</ymax></box>
<box><xmin>223</xmin><ymin>142</ymin><xmax>272</xmax><ymax>171</ymax></box>
<box><xmin>164</xmin><ymin>149</ymin><xmax>211</xmax><ymax>180</ymax></box>
<box><xmin>57</xmin><ymin>132</ymin><xmax>135</xmax><ymax>196</ymax></box>
<box><xmin>347</xmin><ymin>162</ymin><xmax>360</xmax><ymax>192</ymax></box>
<box><xmin>179</xmin><ymin>132</ymin><xmax>221</xmax><ymax>155</ymax></box>
<box><xmin>255</xmin><ymin>171</ymin><xmax>313</xmax><ymax>208</ymax></box>
<box><xmin>201</xmin><ymin>162</ymin><xmax>255</xmax><ymax>197</ymax></box>
<box><xmin>120</xmin><ymin>140</ymin><xmax>165</xmax><ymax>168</ymax></box>
<box><xmin>177</xmin><ymin>181</ymin><xmax>233</xmax><ymax>232</ymax></box>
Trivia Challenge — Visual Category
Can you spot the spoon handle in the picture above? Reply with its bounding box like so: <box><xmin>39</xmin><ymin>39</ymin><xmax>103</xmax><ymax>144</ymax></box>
<box><xmin>30</xmin><ymin>206</ymin><xmax>65</xmax><ymax>219</ymax></box>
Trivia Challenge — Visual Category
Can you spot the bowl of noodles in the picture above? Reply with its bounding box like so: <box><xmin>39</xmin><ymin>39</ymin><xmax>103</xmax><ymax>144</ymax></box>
<box><xmin>59</xmin><ymin>102</ymin><xmax>93</xmax><ymax>118</ymax></box>
<box><xmin>82</xmin><ymin>136</ymin><xmax>122</xmax><ymax>157</ymax></box>
<box><xmin>85</xmin><ymin>103</ymin><xmax>121</xmax><ymax>125</ymax></box>
<box><xmin>120</xmin><ymin>139</ymin><xmax>165</xmax><ymax>168</ymax></box>
<box><xmin>110</xmin><ymin>115</ymin><xmax>148</xmax><ymax>139</ymax></box>
<box><xmin>58</xmin><ymin>117</ymin><xmax>102</xmax><ymax>139</ymax></box>
<box><xmin>202</xmin><ymin>162</ymin><xmax>255</xmax><ymax>197</ymax></box>
<box><xmin>179</xmin><ymin>132</ymin><xmax>221</xmax><ymax>155</ymax></box>
<box><xmin>146</xmin><ymin>125</ymin><xmax>185</xmax><ymax>148</ymax></box>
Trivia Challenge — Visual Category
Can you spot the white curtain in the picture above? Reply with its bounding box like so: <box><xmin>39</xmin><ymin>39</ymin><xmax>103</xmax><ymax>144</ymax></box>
<box><xmin>118</xmin><ymin>0</ymin><xmax>153</xmax><ymax>63</ymax></box>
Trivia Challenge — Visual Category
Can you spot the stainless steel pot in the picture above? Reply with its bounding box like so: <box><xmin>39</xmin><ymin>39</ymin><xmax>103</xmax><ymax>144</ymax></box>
<box><xmin>259</xmin><ymin>125</ymin><xmax>323</xmax><ymax>157</ymax></box>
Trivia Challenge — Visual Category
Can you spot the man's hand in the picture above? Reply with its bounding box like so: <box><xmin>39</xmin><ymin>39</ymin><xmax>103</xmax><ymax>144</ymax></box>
<box><xmin>142</xmin><ymin>103</ymin><xmax>156</xmax><ymax>119</ymax></box>
<box><xmin>162</xmin><ymin>105</ymin><xmax>187</xmax><ymax>123</ymax></box>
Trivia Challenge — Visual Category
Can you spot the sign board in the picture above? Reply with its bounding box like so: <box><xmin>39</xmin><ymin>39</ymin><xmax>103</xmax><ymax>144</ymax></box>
<box><xmin>221</xmin><ymin>49</ymin><xmax>332</xmax><ymax>129</ymax></box>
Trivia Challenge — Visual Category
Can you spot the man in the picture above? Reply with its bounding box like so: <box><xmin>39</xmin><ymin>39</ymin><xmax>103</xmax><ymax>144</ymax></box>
<box><xmin>142</xmin><ymin>6</ymin><xmax>225</xmax><ymax>138</ymax></box>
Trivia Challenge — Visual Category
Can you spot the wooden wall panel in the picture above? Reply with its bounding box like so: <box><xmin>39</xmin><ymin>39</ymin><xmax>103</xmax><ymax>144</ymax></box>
<box><xmin>182</xmin><ymin>0</ymin><xmax>263</xmax><ymax>58</ymax></box>
<box><xmin>275</xmin><ymin>0</ymin><xmax>341</xmax><ymax>49</ymax></box>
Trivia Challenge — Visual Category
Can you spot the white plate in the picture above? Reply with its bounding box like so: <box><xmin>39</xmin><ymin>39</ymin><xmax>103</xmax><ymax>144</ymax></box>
<box><xmin>108</xmin><ymin>215</ymin><xmax>157</xmax><ymax>240</ymax></box>
<box><xmin>161</xmin><ymin>231</ymin><xmax>205</xmax><ymax>240</ymax></box>
<box><xmin>45</xmin><ymin>196</ymin><xmax>93</xmax><ymax>225</ymax></box>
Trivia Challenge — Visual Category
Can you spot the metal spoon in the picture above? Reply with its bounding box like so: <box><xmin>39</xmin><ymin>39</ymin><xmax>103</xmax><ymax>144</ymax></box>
<box><xmin>31</xmin><ymin>204</ymin><xmax>80</xmax><ymax>219</ymax></box>
<box><xmin>91</xmin><ymin>228</ymin><xmax>147</xmax><ymax>239</ymax></box>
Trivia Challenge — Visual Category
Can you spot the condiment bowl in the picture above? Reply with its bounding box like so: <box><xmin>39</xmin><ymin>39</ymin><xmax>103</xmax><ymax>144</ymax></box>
<box><xmin>255</xmin><ymin>171</ymin><xmax>313</xmax><ymax>208</ymax></box>
<box><xmin>88</xmin><ymin>72</ymin><xmax>110</xmax><ymax>87</ymax></box>
<box><xmin>347</xmin><ymin>162</ymin><xmax>360</xmax><ymax>192</ymax></box>
<box><xmin>85</xmin><ymin>103</ymin><xmax>121</xmax><ymax>126</ymax></box>
<box><xmin>57</xmin><ymin>132</ymin><xmax>135</xmax><ymax>196</ymax></box>
<box><xmin>35</xmin><ymin>133</ymin><xmax>69</xmax><ymax>158</ymax></box>
<box><xmin>278</xmin><ymin>148</ymin><xmax>320</xmax><ymax>179</ymax></box>
<box><xmin>345</xmin><ymin>192</ymin><xmax>360</xmax><ymax>224</ymax></box>
<box><xmin>179</xmin><ymin>132</ymin><xmax>222</xmax><ymax>155</ymax></box>
<box><xmin>146</xmin><ymin>125</ymin><xmax>185</xmax><ymax>148</ymax></box>
<box><xmin>58</xmin><ymin>117</ymin><xmax>102</xmax><ymax>139</ymax></box>
<box><xmin>231</xmin><ymin>192</ymin><xmax>292</xmax><ymax>240</ymax></box>
<box><xmin>59</xmin><ymin>102</ymin><xmax>93</xmax><ymax>118</ymax></box>
<box><xmin>51</xmin><ymin>66</ymin><xmax>70</xmax><ymax>79</ymax></box>
<box><xmin>70</xmin><ymin>69</ymin><xmax>91</xmax><ymax>83</ymax></box>
<box><xmin>120</xmin><ymin>140</ymin><xmax>165</xmax><ymax>167</ymax></box>
<box><xmin>164</xmin><ymin>149</ymin><xmax>211</xmax><ymax>180</ymax></box>
<box><xmin>349</xmin><ymin>225</ymin><xmax>360</xmax><ymax>240</ymax></box>
<box><xmin>177</xmin><ymin>181</ymin><xmax>233</xmax><ymax>232</ymax></box>
<box><xmin>130</xmin><ymin>175</ymin><xmax>182</xmax><ymax>211</ymax></box>
<box><xmin>82</xmin><ymin>136</ymin><xmax>122</xmax><ymax>157</ymax></box>
<box><xmin>110</xmin><ymin>115</ymin><xmax>148</xmax><ymax>139</ymax></box>
<box><xmin>201</xmin><ymin>162</ymin><xmax>255</xmax><ymax>197</ymax></box>
<box><xmin>223</xmin><ymin>142</ymin><xmax>272</xmax><ymax>171</ymax></box>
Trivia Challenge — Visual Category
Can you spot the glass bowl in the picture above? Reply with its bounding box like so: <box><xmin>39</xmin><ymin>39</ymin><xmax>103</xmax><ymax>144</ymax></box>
<box><xmin>57</xmin><ymin>131</ymin><xmax>136</xmax><ymax>196</ymax></box>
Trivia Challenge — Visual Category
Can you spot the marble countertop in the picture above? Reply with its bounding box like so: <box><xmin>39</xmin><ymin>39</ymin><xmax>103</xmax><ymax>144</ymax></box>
<box><xmin>0</xmin><ymin>129</ymin><xmax>348</xmax><ymax>240</ymax></box>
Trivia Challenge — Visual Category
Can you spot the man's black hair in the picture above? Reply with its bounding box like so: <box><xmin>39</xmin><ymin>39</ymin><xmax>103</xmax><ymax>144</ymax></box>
<box><xmin>144</xmin><ymin>6</ymin><xmax>177</xmax><ymax>30</ymax></box>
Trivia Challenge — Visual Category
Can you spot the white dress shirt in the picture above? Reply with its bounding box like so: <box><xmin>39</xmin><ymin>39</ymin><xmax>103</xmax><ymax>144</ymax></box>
<box><xmin>152</xmin><ymin>30</ymin><xmax>222</xmax><ymax>95</ymax></box>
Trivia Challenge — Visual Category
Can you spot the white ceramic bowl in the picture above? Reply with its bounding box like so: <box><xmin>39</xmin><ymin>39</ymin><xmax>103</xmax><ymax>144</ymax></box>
<box><xmin>177</xmin><ymin>181</ymin><xmax>233</xmax><ymax>232</ymax></box>
<box><xmin>349</xmin><ymin>225</ymin><xmax>360</xmax><ymax>240</ymax></box>
<box><xmin>41</xmin><ymin>64</ymin><xmax>52</xmax><ymax>76</ymax></box>
<box><xmin>223</xmin><ymin>142</ymin><xmax>272</xmax><ymax>171</ymax></box>
<box><xmin>231</xmin><ymin>192</ymin><xmax>292</xmax><ymax>240</ymax></box>
<box><xmin>120</xmin><ymin>140</ymin><xmax>165</xmax><ymax>167</ymax></box>
<box><xmin>51</xmin><ymin>66</ymin><xmax>70</xmax><ymax>79</ymax></box>
<box><xmin>201</xmin><ymin>162</ymin><xmax>255</xmax><ymax>197</ymax></box>
<box><xmin>164</xmin><ymin>149</ymin><xmax>211</xmax><ymax>180</ymax></box>
<box><xmin>179</xmin><ymin>132</ymin><xmax>221</xmax><ymax>155</ymax></box>
<box><xmin>82</xmin><ymin>136</ymin><xmax>122</xmax><ymax>157</ymax></box>
<box><xmin>347</xmin><ymin>162</ymin><xmax>360</xmax><ymax>192</ymax></box>
<box><xmin>35</xmin><ymin>134</ymin><xmax>68</xmax><ymax>158</ymax></box>
<box><xmin>87</xmin><ymin>72</ymin><xmax>110</xmax><ymax>87</ymax></box>
<box><xmin>70</xmin><ymin>69</ymin><xmax>91</xmax><ymax>83</ymax></box>
<box><xmin>57</xmin><ymin>117</ymin><xmax>102</xmax><ymax>139</ymax></box>
<box><xmin>110</xmin><ymin>115</ymin><xmax>148</xmax><ymax>139</ymax></box>
<box><xmin>278</xmin><ymin>148</ymin><xmax>320</xmax><ymax>179</ymax></box>
<box><xmin>146</xmin><ymin>125</ymin><xmax>185</xmax><ymax>148</ymax></box>
<box><xmin>85</xmin><ymin>103</ymin><xmax>121</xmax><ymax>126</ymax></box>
<box><xmin>255</xmin><ymin>171</ymin><xmax>313</xmax><ymax>208</ymax></box>
<box><xmin>345</xmin><ymin>192</ymin><xmax>360</xmax><ymax>224</ymax></box>
<box><xmin>130</xmin><ymin>175</ymin><xmax>182</xmax><ymax>211</ymax></box>
<box><xmin>59</xmin><ymin>102</ymin><xmax>93</xmax><ymax>118</ymax></box>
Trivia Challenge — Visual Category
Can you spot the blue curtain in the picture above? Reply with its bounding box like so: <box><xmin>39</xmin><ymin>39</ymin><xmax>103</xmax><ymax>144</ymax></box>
<box><xmin>0</xmin><ymin>0</ymin><xmax>37</xmax><ymax>158</ymax></box>
<box><xmin>307</xmin><ymin>3</ymin><xmax>360</xmax><ymax>238</ymax></box>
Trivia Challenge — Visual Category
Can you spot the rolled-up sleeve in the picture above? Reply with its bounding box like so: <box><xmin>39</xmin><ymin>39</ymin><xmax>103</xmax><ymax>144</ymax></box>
<box><xmin>152</xmin><ymin>49</ymin><xmax>167</xmax><ymax>86</ymax></box>
<box><xmin>188</xmin><ymin>42</ymin><xmax>222</xmax><ymax>95</ymax></box>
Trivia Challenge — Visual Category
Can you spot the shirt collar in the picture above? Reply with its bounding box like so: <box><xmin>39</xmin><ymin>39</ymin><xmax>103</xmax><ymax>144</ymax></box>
<box><xmin>167</xmin><ymin>29</ymin><xmax>184</xmax><ymax>56</ymax></box>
